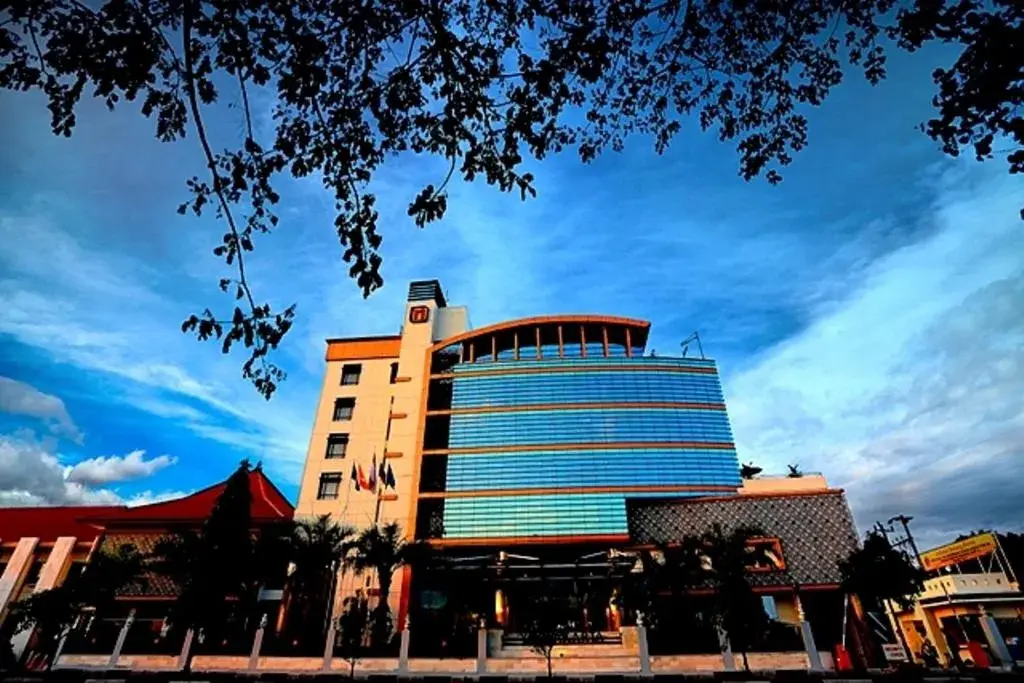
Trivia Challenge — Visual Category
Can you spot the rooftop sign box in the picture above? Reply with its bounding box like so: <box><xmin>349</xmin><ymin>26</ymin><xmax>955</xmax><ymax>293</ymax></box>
<box><xmin>920</xmin><ymin>532</ymin><xmax>997</xmax><ymax>572</ymax></box>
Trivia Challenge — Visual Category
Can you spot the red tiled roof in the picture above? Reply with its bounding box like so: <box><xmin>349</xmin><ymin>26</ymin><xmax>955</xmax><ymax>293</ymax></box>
<box><xmin>82</xmin><ymin>469</ymin><xmax>294</xmax><ymax>527</ymax></box>
<box><xmin>0</xmin><ymin>506</ymin><xmax>125</xmax><ymax>544</ymax></box>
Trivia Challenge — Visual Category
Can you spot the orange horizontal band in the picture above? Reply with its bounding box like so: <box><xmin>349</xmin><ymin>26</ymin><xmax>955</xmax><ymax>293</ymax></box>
<box><xmin>326</xmin><ymin>336</ymin><xmax>401</xmax><ymax>361</ymax></box>
<box><xmin>686</xmin><ymin>489</ymin><xmax>842</xmax><ymax>504</ymax></box>
<box><xmin>417</xmin><ymin>483</ymin><xmax>736</xmax><ymax>499</ymax></box>
<box><xmin>423</xmin><ymin>441</ymin><xmax>736</xmax><ymax>456</ymax></box>
<box><xmin>395</xmin><ymin>376</ymin><xmax>412</xmax><ymax>383</ymax></box>
<box><xmin>428</xmin><ymin>533</ymin><xmax>631</xmax><ymax>548</ymax></box>
<box><xmin>384</xmin><ymin>451</ymin><xmax>403</xmax><ymax>459</ymax></box>
<box><xmin>380</xmin><ymin>494</ymin><xmax>399</xmax><ymax>502</ymax></box>
<box><xmin>428</xmin><ymin>401</ymin><xmax>726</xmax><ymax>416</ymax></box>
<box><xmin>389</xmin><ymin>412</ymin><xmax>408</xmax><ymax>420</ymax></box>
<box><xmin>431</xmin><ymin>364</ymin><xmax>716</xmax><ymax>380</ymax></box>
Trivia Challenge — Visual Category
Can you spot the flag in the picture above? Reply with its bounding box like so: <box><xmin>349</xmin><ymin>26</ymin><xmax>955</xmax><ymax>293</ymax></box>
<box><xmin>386</xmin><ymin>463</ymin><xmax>396</xmax><ymax>490</ymax></box>
<box><xmin>350</xmin><ymin>464</ymin><xmax>360</xmax><ymax>492</ymax></box>
<box><xmin>378</xmin><ymin>459</ymin><xmax>387</xmax><ymax>486</ymax></box>
<box><xmin>357</xmin><ymin>464</ymin><xmax>369</xmax><ymax>491</ymax></box>
<box><xmin>368</xmin><ymin>454</ymin><xmax>378</xmax><ymax>492</ymax></box>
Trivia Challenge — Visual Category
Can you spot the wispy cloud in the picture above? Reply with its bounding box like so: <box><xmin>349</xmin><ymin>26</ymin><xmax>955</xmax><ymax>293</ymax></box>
<box><xmin>0</xmin><ymin>375</ymin><xmax>82</xmax><ymax>442</ymax></box>
<box><xmin>726</xmin><ymin>163</ymin><xmax>1024</xmax><ymax>548</ymax></box>
<box><xmin>0</xmin><ymin>204</ymin><xmax>314</xmax><ymax>478</ymax></box>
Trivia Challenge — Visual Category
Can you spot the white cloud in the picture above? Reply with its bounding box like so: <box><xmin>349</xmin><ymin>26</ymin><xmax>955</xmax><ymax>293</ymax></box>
<box><xmin>0</xmin><ymin>432</ymin><xmax>181</xmax><ymax>507</ymax></box>
<box><xmin>124</xmin><ymin>489</ymin><xmax>191</xmax><ymax>507</ymax></box>
<box><xmin>726</xmin><ymin>165</ymin><xmax>1024</xmax><ymax>548</ymax></box>
<box><xmin>0</xmin><ymin>376</ymin><xmax>82</xmax><ymax>442</ymax></box>
<box><xmin>66</xmin><ymin>449</ymin><xmax>178</xmax><ymax>485</ymax></box>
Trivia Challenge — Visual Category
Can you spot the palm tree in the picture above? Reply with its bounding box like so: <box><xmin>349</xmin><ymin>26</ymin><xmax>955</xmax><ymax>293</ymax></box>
<box><xmin>286</xmin><ymin>515</ymin><xmax>355</xmax><ymax>651</ymax></box>
<box><xmin>696</xmin><ymin>524</ymin><xmax>772</xmax><ymax>672</ymax></box>
<box><xmin>347</xmin><ymin>523</ymin><xmax>428</xmax><ymax>651</ymax></box>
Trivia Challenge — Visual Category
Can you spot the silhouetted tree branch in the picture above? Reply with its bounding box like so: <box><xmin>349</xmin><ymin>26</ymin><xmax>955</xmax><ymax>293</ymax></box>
<box><xmin>1</xmin><ymin>0</ymin><xmax>1019</xmax><ymax>397</ymax></box>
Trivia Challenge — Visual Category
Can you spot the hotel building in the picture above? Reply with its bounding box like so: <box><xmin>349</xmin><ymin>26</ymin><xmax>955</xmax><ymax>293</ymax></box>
<box><xmin>297</xmin><ymin>280</ymin><xmax>860</xmax><ymax>656</ymax></box>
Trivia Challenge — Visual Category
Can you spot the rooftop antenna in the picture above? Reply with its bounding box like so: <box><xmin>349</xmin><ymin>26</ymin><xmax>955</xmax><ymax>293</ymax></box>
<box><xmin>680</xmin><ymin>331</ymin><xmax>705</xmax><ymax>359</ymax></box>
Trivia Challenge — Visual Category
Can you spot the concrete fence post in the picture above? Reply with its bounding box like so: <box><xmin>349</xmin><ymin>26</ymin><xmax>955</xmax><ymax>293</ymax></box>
<box><xmin>980</xmin><ymin>612</ymin><xmax>1014</xmax><ymax>670</ymax></box>
<box><xmin>323</xmin><ymin>617</ymin><xmax>337</xmax><ymax>672</ymax></box>
<box><xmin>249</xmin><ymin>613</ymin><xmax>268</xmax><ymax>671</ymax></box>
<box><xmin>637</xmin><ymin>614</ymin><xmax>652</xmax><ymax>675</ymax></box>
<box><xmin>398</xmin><ymin>615</ymin><xmax>411</xmax><ymax>674</ymax></box>
<box><xmin>178</xmin><ymin>629</ymin><xmax>195</xmax><ymax>670</ymax></box>
<box><xmin>477</xmin><ymin>622</ymin><xmax>488</xmax><ymax>674</ymax></box>
<box><xmin>49</xmin><ymin>626</ymin><xmax>70</xmax><ymax>669</ymax></box>
<box><xmin>108</xmin><ymin>608</ymin><xmax>135</xmax><ymax>668</ymax></box>
<box><xmin>717</xmin><ymin>625</ymin><xmax>736</xmax><ymax>672</ymax></box>
<box><xmin>801</xmin><ymin>620</ymin><xmax>824</xmax><ymax>671</ymax></box>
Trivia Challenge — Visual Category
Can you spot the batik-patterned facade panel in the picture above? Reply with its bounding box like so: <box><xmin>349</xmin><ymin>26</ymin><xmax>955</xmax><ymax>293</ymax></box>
<box><xmin>627</xmin><ymin>491</ymin><xmax>859</xmax><ymax>587</ymax></box>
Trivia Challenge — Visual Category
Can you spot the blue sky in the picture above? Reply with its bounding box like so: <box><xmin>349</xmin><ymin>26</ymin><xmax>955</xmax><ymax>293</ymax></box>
<box><xmin>1</xmin><ymin>44</ymin><xmax>1021</xmax><ymax>547</ymax></box>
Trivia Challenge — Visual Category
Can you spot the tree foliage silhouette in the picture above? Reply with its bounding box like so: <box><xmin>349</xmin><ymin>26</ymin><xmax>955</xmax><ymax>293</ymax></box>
<box><xmin>151</xmin><ymin>459</ymin><xmax>262</xmax><ymax>664</ymax></box>
<box><xmin>2</xmin><ymin>0</ymin><xmax>1020</xmax><ymax>397</ymax></box>
<box><xmin>6</xmin><ymin>544</ymin><xmax>145</xmax><ymax>670</ymax></box>
<box><xmin>692</xmin><ymin>525</ymin><xmax>772</xmax><ymax>672</ymax></box>
<box><xmin>840</xmin><ymin>530</ymin><xmax>926</xmax><ymax>612</ymax></box>
<box><xmin>346</xmin><ymin>522</ymin><xmax>427</xmax><ymax>652</ymax></box>
<box><xmin>285</xmin><ymin>514</ymin><xmax>355</xmax><ymax>651</ymax></box>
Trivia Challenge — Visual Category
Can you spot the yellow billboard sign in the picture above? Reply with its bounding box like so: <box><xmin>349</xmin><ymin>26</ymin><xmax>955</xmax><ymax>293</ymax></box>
<box><xmin>920</xmin><ymin>532</ymin><xmax>997</xmax><ymax>572</ymax></box>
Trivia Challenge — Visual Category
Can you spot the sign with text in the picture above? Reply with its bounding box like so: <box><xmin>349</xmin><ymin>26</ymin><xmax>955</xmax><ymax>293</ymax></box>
<box><xmin>920</xmin><ymin>532</ymin><xmax>998</xmax><ymax>572</ymax></box>
<box><xmin>882</xmin><ymin>643</ymin><xmax>908</xmax><ymax>662</ymax></box>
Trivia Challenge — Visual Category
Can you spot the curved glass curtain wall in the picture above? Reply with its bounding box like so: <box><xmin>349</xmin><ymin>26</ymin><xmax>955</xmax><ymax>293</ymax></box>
<box><xmin>419</xmin><ymin>325</ymin><xmax>742</xmax><ymax>540</ymax></box>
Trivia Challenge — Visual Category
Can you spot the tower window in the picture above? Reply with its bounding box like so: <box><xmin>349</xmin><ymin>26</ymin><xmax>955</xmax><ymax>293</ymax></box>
<box><xmin>333</xmin><ymin>398</ymin><xmax>355</xmax><ymax>421</ymax></box>
<box><xmin>317</xmin><ymin>473</ymin><xmax>343</xmax><ymax>499</ymax></box>
<box><xmin>340</xmin><ymin>364</ymin><xmax>362</xmax><ymax>386</ymax></box>
<box><xmin>389</xmin><ymin>362</ymin><xmax>399</xmax><ymax>384</ymax></box>
<box><xmin>325</xmin><ymin>434</ymin><xmax>349</xmax><ymax>459</ymax></box>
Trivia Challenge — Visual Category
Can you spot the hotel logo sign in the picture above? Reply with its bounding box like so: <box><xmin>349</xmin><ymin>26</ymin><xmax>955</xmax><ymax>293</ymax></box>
<box><xmin>409</xmin><ymin>305</ymin><xmax>430</xmax><ymax>324</ymax></box>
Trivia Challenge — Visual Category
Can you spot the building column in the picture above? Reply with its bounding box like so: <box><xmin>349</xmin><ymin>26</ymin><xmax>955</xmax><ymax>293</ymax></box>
<box><xmin>11</xmin><ymin>536</ymin><xmax>77</xmax><ymax>659</ymax></box>
<box><xmin>0</xmin><ymin>537</ymin><xmax>39</xmax><ymax>623</ymax></box>
<box><xmin>919</xmin><ymin>606</ymin><xmax>953</xmax><ymax>667</ymax></box>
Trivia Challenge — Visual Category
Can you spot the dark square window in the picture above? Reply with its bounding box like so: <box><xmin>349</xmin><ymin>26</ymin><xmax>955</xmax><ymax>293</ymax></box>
<box><xmin>317</xmin><ymin>472</ymin><xmax>343</xmax><ymax>499</ymax></box>
<box><xmin>333</xmin><ymin>397</ymin><xmax>355</xmax><ymax>421</ymax></box>
<box><xmin>341</xmin><ymin>364</ymin><xmax>362</xmax><ymax>386</ymax></box>
<box><xmin>326</xmin><ymin>434</ymin><xmax>349</xmax><ymax>459</ymax></box>
<box><xmin>389</xmin><ymin>362</ymin><xmax>399</xmax><ymax>384</ymax></box>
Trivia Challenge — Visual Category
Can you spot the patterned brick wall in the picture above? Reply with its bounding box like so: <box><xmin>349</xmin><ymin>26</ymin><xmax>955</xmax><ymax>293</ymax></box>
<box><xmin>627</xmin><ymin>491</ymin><xmax>859</xmax><ymax>586</ymax></box>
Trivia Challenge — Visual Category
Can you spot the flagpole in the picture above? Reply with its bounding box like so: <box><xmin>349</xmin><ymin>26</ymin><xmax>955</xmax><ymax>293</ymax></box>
<box><xmin>373</xmin><ymin>449</ymin><xmax>383</xmax><ymax>527</ymax></box>
<box><xmin>374</xmin><ymin>395</ymin><xmax>397</xmax><ymax>528</ymax></box>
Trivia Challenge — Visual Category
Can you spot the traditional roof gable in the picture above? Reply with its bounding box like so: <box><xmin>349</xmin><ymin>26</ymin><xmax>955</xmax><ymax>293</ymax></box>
<box><xmin>82</xmin><ymin>469</ymin><xmax>293</xmax><ymax>528</ymax></box>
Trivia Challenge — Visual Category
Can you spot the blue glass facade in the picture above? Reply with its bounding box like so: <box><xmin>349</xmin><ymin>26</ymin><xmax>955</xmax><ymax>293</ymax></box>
<box><xmin>418</xmin><ymin>349</ymin><xmax>742</xmax><ymax>541</ymax></box>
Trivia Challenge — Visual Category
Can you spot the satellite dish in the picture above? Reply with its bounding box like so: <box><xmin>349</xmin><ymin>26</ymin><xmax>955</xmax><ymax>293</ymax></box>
<box><xmin>741</xmin><ymin>463</ymin><xmax>763</xmax><ymax>479</ymax></box>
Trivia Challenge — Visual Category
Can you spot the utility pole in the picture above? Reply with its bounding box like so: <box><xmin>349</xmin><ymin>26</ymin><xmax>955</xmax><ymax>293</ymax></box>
<box><xmin>888</xmin><ymin>515</ymin><xmax>969</xmax><ymax>643</ymax></box>
<box><xmin>874</xmin><ymin>522</ymin><xmax>915</xmax><ymax>661</ymax></box>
